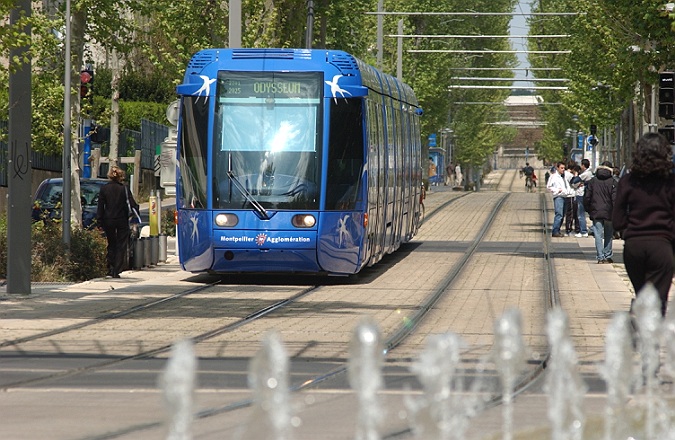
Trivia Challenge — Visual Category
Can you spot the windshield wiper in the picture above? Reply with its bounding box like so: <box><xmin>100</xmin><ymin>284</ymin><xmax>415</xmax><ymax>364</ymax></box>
<box><xmin>226</xmin><ymin>171</ymin><xmax>270</xmax><ymax>220</ymax></box>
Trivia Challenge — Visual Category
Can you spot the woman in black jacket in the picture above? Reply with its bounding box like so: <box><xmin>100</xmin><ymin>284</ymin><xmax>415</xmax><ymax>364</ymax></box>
<box><xmin>96</xmin><ymin>166</ymin><xmax>139</xmax><ymax>278</ymax></box>
<box><xmin>612</xmin><ymin>132</ymin><xmax>675</xmax><ymax>316</ymax></box>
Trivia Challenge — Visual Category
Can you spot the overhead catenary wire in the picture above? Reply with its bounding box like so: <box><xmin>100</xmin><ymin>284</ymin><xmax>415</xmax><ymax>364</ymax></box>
<box><xmin>449</xmin><ymin>85</ymin><xmax>568</xmax><ymax>90</ymax></box>
<box><xmin>451</xmin><ymin>77</ymin><xmax>568</xmax><ymax>82</ymax></box>
<box><xmin>367</xmin><ymin>11</ymin><xmax>579</xmax><ymax>16</ymax></box>
<box><xmin>448</xmin><ymin>67</ymin><xmax>562</xmax><ymax>70</ymax></box>
<box><xmin>409</xmin><ymin>49</ymin><xmax>571</xmax><ymax>54</ymax></box>
<box><xmin>388</xmin><ymin>34</ymin><xmax>570</xmax><ymax>38</ymax></box>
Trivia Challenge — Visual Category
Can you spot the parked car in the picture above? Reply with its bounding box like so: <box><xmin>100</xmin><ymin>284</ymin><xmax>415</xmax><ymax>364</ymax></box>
<box><xmin>32</xmin><ymin>178</ymin><xmax>108</xmax><ymax>229</ymax></box>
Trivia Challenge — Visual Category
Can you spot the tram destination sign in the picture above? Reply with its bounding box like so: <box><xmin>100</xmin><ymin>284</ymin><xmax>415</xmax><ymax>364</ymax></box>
<box><xmin>219</xmin><ymin>73</ymin><xmax>320</xmax><ymax>99</ymax></box>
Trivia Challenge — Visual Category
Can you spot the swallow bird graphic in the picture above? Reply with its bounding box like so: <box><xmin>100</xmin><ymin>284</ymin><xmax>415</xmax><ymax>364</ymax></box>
<box><xmin>337</xmin><ymin>215</ymin><xmax>351</xmax><ymax>247</ymax></box>
<box><xmin>189</xmin><ymin>214</ymin><xmax>199</xmax><ymax>243</ymax></box>
<box><xmin>195</xmin><ymin>75</ymin><xmax>216</xmax><ymax>102</ymax></box>
<box><xmin>325</xmin><ymin>75</ymin><xmax>352</xmax><ymax>104</ymax></box>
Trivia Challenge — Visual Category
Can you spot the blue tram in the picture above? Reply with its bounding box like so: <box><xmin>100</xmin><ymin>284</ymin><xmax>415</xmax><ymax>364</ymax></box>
<box><xmin>175</xmin><ymin>48</ymin><xmax>423</xmax><ymax>275</ymax></box>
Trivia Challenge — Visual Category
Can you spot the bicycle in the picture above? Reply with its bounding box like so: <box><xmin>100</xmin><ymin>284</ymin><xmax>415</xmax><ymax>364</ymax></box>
<box><xmin>525</xmin><ymin>175</ymin><xmax>534</xmax><ymax>193</ymax></box>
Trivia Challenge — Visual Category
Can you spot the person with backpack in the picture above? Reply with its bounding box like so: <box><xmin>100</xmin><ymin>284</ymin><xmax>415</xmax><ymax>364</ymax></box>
<box><xmin>583</xmin><ymin>161</ymin><xmax>617</xmax><ymax>263</ymax></box>
<box><xmin>521</xmin><ymin>162</ymin><xmax>535</xmax><ymax>189</ymax></box>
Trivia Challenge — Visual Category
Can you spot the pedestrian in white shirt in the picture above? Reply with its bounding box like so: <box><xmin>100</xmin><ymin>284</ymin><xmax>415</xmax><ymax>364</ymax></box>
<box><xmin>546</xmin><ymin>162</ymin><xmax>575</xmax><ymax>237</ymax></box>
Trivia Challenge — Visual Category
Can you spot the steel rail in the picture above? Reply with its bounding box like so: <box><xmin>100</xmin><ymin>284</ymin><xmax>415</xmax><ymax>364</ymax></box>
<box><xmin>0</xmin><ymin>284</ymin><xmax>321</xmax><ymax>391</ymax></box>
<box><xmin>382</xmin><ymin>171</ymin><xmax>558</xmax><ymax>439</ymax></box>
<box><xmin>0</xmin><ymin>281</ymin><xmax>221</xmax><ymax>349</ymax></box>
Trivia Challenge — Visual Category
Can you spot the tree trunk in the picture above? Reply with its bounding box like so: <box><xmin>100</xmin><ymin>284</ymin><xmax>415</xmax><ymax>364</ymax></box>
<box><xmin>69</xmin><ymin>8</ymin><xmax>86</xmax><ymax>229</ymax></box>
<box><xmin>109</xmin><ymin>47</ymin><xmax>121</xmax><ymax>167</ymax></box>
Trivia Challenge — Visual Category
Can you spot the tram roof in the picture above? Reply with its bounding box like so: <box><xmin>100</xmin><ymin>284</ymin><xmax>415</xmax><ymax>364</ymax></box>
<box><xmin>181</xmin><ymin>48</ymin><xmax>420</xmax><ymax>109</ymax></box>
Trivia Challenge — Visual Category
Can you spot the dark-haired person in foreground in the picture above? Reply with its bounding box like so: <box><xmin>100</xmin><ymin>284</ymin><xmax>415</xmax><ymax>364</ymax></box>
<box><xmin>612</xmin><ymin>132</ymin><xmax>675</xmax><ymax>317</ymax></box>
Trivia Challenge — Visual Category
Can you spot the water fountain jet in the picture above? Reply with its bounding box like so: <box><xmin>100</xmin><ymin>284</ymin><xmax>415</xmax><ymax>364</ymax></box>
<box><xmin>159</xmin><ymin>338</ymin><xmax>196</xmax><ymax>440</ymax></box>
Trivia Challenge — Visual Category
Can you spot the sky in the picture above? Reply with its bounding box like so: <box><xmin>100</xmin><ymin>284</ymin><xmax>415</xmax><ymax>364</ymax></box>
<box><xmin>509</xmin><ymin>0</ymin><xmax>534</xmax><ymax>88</ymax></box>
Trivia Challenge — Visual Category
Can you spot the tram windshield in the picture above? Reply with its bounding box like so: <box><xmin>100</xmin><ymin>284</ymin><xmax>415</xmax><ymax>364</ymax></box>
<box><xmin>213</xmin><ymin>71</ymin><xmax>322</xmax><ymax>210</ymax></box>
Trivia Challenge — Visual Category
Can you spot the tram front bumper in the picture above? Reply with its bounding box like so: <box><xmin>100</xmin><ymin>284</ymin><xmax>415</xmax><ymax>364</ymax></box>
<box><xmin>211</xmin><ymin>248</ymin><xmax>320</xmax><ymax>273</ymax></box>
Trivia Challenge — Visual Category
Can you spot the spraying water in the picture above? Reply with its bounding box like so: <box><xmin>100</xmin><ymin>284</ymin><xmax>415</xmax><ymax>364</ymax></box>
<box><xmin>349</xmin><ymin>317</ymin><xmax>384</xmax><ymax>440</ymax></box>
<box><xmin>662</xmin><ymin>309</ymin><xmax>675</xmax><ymax>388</ymax></box>
<box><xmin>493</xmin><ymin>308</ymin><xmax>528</xmax><ymax>440</ymax></box>
<box><xmin>408</xmin><ymin>332</ymin><xmax>467</xmax><ymax>440</ymax></box>
<box><xmin>241</xmin><ymin>330</ymin><xmax>292</xmax><ymax>440</ymax></box>
<box><xmin>545</xmin><ymin>307</ymin><xmax>586</xmax><ymax>440</ymax></box>
<box><xmin>598</xmin><ymin>312</ymin><xmax>633</xmax><ymax>440</ymax></box>
<box><xmin>632</xmin><ymin>283</ymin><xmax>666</xmax><ymax>439</ymax></box>
<box><xmin>159</xmin><ymin>339</ymin><xmax>197</xmax><ymax>440</ymax></box>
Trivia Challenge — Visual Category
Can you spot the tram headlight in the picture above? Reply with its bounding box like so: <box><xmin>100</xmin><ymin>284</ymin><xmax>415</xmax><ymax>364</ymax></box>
<box><xmin>214</xmin><ymin>213</ymin><xmax>239</xmax><ymax>227</ymax></box>
<box><xmin>292</xmin><ymin>214</ymin><xmax>316</xmax><ymax>228</ymax></box>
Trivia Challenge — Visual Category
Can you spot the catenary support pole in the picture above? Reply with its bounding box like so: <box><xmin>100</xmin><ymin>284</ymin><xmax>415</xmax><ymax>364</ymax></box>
<box><xmin>229</xmin><ymin>0</ymin><xmax>241</xmax><ymax>48</ymax></box>
<box><xmin>377</xmin><ymin>0</ymin><xmax>383</xmax><ymax>70</ymax></box>
<box><xmin>305</xmin><ymin>1</ymin><xmax>314</xmax><ymax>49</ymax></box>
<box><xmin>62</xmin><ymin>0</ymin><xmax>72</xmax><ymax>252</ymax></box>
<box><xmin>396</xmin><ymin>20</ymin><xmax>403</xmax><ymax>81</ymax></box>
<box><xmin>7</xmin><ymin>1</ymin><xmax>32</xmax><ymax>294</ymax></box>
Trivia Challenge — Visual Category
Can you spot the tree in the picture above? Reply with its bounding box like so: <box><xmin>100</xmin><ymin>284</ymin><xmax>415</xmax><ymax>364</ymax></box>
<box><xmin>529</xmin><ymin>0</ymin><xmax>675</xmax><ymax>165</ymax></box>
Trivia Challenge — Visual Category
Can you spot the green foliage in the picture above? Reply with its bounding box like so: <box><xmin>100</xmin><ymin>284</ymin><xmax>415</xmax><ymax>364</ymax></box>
<box><xmin>0</xmin><ymin>218</ymin><xmax>108</xmax><ymax>282</ymax></box>
<box><xmin>530</xmin><ymin>0</ymin><xmax>675</xmax><ymax>164</ymax></box>
<box><xmin>161</xmin><ymin>208</ymin><xmax>176</xmax><ymax>237</ymax></box>
<box><xmin>88</xmin><ymin>97</ymin><xmax>168</xmax><ymax>132</ymax></box>
<box><xmin>118</xmin><ymin>101</ymin><xmax>170</xmax><ymax>131</ymax></box>
<box><xmin>92</xmin><ymin>68</ymin><xmax>176</xmax><ymax>103</ymax></box>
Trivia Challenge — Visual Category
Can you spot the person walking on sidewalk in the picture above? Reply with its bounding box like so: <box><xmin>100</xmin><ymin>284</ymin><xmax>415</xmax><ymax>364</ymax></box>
<box><xmin>563</xmin><ymin>160</ymin><xmax>578</xmax><ymax>235</ymax></box>
<box><xmin>445</xmin><ymin>162</ymin><xmax>454</xmax><ymax>186</ymax></box>
<box><xmin>547</xmin><ymin>162</ymin><xmax>574</xmax><ymax>237</ymax></box>
<box><xmin>97</xmin><ymin>165</ymin><xmax>139</xmax><ymax>278</ymax></box>
<box><xmin>583</xmin><ymin>161</ymin><xmax>617</xmax><ymax>263</ymax></box>
<box><xmin>612</xmin><ymin>132</ymin><xmax>675</xmax><ymax>317</ymax></box>
<box><xmin>568</xmin><ymin>164</ymin><xmax>583</xmax><ymax>236</ymax></box>
<box><xmin>575</xmin><ymin>159</ymin><xmax>593</xmax><ymax>237</ymax></box>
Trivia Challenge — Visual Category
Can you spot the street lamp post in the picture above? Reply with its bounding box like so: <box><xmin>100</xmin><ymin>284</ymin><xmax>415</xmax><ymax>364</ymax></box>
<box><xmin>63</xmin><ymin>0</ymin><xmax>72</xmax><ymax>252</ymax></box>
<box><xmin>565</xmin><ymin>128</ymin><xmax>572</xmax><ymax>158</ymax></box>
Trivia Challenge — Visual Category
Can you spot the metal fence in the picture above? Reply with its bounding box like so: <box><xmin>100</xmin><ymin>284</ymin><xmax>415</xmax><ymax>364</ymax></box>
<box><xmin>141</xmin><ymin>119</ymin><xmax>169</xmax><ymax>171</ymax></box>
<box><xmin>0</xmin><ymin>118</ymin><xmax>170</xmax><ymax>187</ymax></box>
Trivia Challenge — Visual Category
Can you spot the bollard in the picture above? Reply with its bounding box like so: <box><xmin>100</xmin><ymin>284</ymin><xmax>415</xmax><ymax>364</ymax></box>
<box><xmin>159</xmin><ymin>234</ymin><xmax>167</xmax><ymax>263</ymax></box>
<box><xmin>133</xmin><ymin>238</ymin><xmax>144</xmax><ymax>269</ymax></box>
<box><xmin>150</xmin><ymin>235</ymin><xmax>159</xmax><ymax>266</ymax></box>
<box><xmin>144</xmin><ymin>237</ymin><xmax>151</xmax><ymax>267</ymax></box>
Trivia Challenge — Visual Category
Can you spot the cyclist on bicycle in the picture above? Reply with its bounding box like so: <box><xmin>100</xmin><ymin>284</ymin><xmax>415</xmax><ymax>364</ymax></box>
<box><xmin>521</xmin><ymin>163</ymin><xmax>535</xmax><ymax>190</ymax></box>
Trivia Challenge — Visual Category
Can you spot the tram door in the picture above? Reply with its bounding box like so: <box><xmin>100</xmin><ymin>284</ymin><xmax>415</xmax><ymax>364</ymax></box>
<box><xmin>383</xmin><ymin>103</ymin><xmax>396</xmax><ymax>253</ymax></box>
<box><xmin>393</xmin><ymin>108</ymin><xmax>405</xmax><ymax>248</ymax></box>
<box><xmin>365</xmin><ymin>101</ymin><xmax>383</xmax><ymax>264</ymax></box>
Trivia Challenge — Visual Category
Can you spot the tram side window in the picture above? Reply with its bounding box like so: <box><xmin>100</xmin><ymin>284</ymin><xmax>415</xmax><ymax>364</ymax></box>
<box><xmin>178</xmin><ymin>96</ymin><xmax>209</xmax><ymax>209</ymax></box>
<box><xmin>326</xmin><ymin>98</ymin><xmax>364</xmax><ymax>210</ymax></box>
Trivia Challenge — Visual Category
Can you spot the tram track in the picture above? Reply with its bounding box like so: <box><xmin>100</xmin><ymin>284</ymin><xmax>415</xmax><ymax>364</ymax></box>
<box><xmin>4</xmin><ymin>171</ymin><xmax>562</xmax><ymax>440</ymax></box>
<box><xmin>99</xmin><ymin>192</ymin><xmax>535</xmax><ymax>440</ymax></box>
<box><xmin>59</xmin><ymin>189</ymin><xmax>515</xmax><ymax>440</ymax></box>
<box><xmin>0</xmin><ymin>282</ymin><xmax>222</xmax><ymax>350</ymax></box>
<box><xmin>0</xmin><ymin>191</ymin><xmax>471</xmax><ymax>397</ymax></box>
<box><xmin>380</xmin><ymin>177</ymin><xmax>560</xmax><ymax>439</ymax></box>
<box><xmin>0</xmin><ymin>282</ymin><xmax>323</xmax><ymax>391</ymax></box>
<box><xmin>79</xmin><ymin>177</ymin><xmax>563</xmax><ymax>440</ymax></box>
